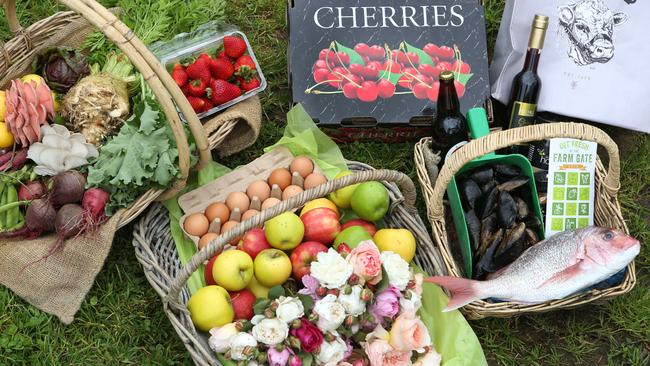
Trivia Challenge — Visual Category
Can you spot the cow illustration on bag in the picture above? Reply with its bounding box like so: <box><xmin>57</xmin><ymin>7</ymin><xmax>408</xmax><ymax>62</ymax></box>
<box><xmin>558</xmin><ymin>0</ymin><xmax>628</xmax><ymax>66</ymax></box>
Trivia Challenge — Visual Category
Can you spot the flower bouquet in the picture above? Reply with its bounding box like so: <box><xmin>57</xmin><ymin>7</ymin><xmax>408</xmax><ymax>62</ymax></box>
<box><xmin>208</xmin><ymin>241</ymin><xmax>440</xmax><ymax>366</ymax></box>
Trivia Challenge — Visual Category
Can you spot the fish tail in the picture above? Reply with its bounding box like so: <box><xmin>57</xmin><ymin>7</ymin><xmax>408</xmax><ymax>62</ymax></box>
<box><xmin>425</xmin><ymin>276</ymin><xmax>483</xmax><ymax>312</ymax></box>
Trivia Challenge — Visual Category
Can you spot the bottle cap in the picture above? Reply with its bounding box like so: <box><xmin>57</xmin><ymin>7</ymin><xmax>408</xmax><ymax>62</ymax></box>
<box><xmin>440</xmin><ymin>71</ymin><xmax>454</xmax><ymax>81</ymax></box>
<box><xmin>528</xmin><ymin>14</ymin><xmax>549</xmax><ymax>49</ymax></box>
<box><xmin>532</xmin><ymin>15</ymin><xmax>549</xmax><ymax>30</ymax></box>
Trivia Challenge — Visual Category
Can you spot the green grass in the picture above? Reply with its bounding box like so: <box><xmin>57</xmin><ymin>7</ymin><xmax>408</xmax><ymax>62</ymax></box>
<box><xmin>1</xmin><ymin>0</ymin><xmax>649</xmax><ymax>365</ymax></box>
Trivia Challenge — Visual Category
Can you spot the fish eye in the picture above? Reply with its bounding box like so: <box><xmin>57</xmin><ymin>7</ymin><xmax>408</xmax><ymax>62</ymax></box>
<box><xmin>603</xmin><ymin>231</ymin><xmax>614</xmax><ymax>241</ymax></box>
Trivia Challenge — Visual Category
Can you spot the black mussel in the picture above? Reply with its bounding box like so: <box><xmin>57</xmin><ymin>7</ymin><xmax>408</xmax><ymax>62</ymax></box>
<box><xmin>478</xmin><ymin>227</ymin><xmax>503</xmax><ymax>259</ymax></box>
<box><xmin>534</xmin><ymin>170</ymin><xmax>549</xmax><ymax>193</ymax></box>
<box><xmin>469</xmin><ymin>166</ymin><xmax>494</xmax><ymax>186</ymax></box>
<box><xmin>476</xmin><ymin>185</ymin><xmax>498</xmax><ymax>219</ymax></box>
<box><xmin>494</xmin><ymin>164</ymin><xmax>521</xmax><ymax>179</ymax></box>
<box><xmin>525</xmin><ymin>215</ymin><xmax>542</xmax><ymax>230</ymax></box>
<box><xmin>495</xmin><ymin>222</ymin><xmax>526</xmax><ymax>258</ymax></box>
<box><xmin>525</xmin><ymin>228</ymin><xmax>540</xmax><ymax>245</ymax></box>
<box><xmin>515</xmin><ymin>197</ymin><xmax>529</xmax><ymax>220</ymax></box>
<box><xmin>480</xmin><ymin>213</ymin><xmax>498</xmax><ymax>249</ymax></box>
<box><xmin>461</xmin><ymin>179</ymin><xmax>482</xmax><ymax>210</ymax></box>
<box><xmin>465</xmin><ymin>209</ymin><xmax>481</xmax><ymax>251</ymax></box>
<box><xmin>481</xmin><ymin>180</ymin><xmax>497</xmax><ymax>194</ymax></box>
<box><xmin>538</xmin><ymin>193</ymin><xmax>547</xmax><ymax>206</ymax></box>
<box><xmin>497</xmin><ymin>191</ymin><xmax>518</xmax><ymax>228</ymax></box>
<box><xmin>497</xmin><ymin>176</ymin><xmax>530</xmax><ymax>192</ymax></box>
<box><xmin>473</xmin><ymin>230</ymin><xmax>505</xmax><ymax>279</ymax></box>
<box><xmin>493</xmin><ymin>237</ymin><xmax>528</xmax><ymax>269</ymax></box>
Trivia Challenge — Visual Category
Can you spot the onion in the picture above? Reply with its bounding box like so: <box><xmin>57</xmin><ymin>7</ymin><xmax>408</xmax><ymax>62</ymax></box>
<box><xmin>50</xmin><ymin>170</ymin><xmax>85</xmax><ymax>206</ymax></box>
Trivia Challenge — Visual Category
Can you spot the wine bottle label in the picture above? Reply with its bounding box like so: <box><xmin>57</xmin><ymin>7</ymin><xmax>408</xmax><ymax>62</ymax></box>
<box><xmin>508</xmin><ymin>101</ymin><xmax>537</xmax><ymax>129</ymax></box>
<box><xmin>512</xmin><ymin>140</ymin><xmax>550</xmax><ymax>170</ymax></box>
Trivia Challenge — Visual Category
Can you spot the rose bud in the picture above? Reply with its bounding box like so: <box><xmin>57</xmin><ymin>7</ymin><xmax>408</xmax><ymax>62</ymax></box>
<box><xmin>344</xmin><ymin>315</ymin><xmax>355</xmax><ymax>327</ymax></box>
<box><xmin>407</xmin><ymin>279</ymin><xmax>416</xmax><ymax>289</ymax></box>
<box><xmin>337</xmin><ymin>243</ymin><xmax>352</xmax><ymax>255</ymax></box>
<box><xmin>316</xmin><ymin>286</ymin><xmax>328</xmax><ymax>297</ymax></box>
<box><xmin>343</xmin><ymin>285</ymin><xmax>352</xmax><ymax>295</ymax></box>
<box><xmin>234</xmin><ymin>320</ymin><xmax>245</xmax><ymax>331</ymax></box>
<box><xmin>404</xmin><ymin>290</ymin><xmax>413</xmax><ymax>300</ymax></box>
<box><xmin>291</xmin><ymin>319</ymin><xmax>303</xmax><ymax>329</ymax></box>
<box><xmin>270</xmin><ymin>300</ymin><xmax>280</xmax><ymax>311</ymax></box>
<box><xmin>257</xmin><ymin>352</ymin><xmax>268</xmax><ymax>364</ymax></box>
<box><xmin>325</xmin><ymin>332</ymin><xmax>337</xmax><ymax>342</ymax></box>
<box><xmin>361</xmin><ymin>288</ymin><xmax>374</xmax><ymax>302</ymax></box>
<box><xmin>348</xmin><ymin>274</ymin><xmax>360</xmax><ymax>285</ymax></box>
<box><xmin>243</xmin><ymin>346</ymin><xmax>254</xmax><ymax>356</ymax></box>
<box><xmin>288</xmin><ymin>336</ymin><xmax>302</xmax><ymax>350</ymax></box>
<box><xmin>289</xmin><ymin>355</ymin><xmax>303</xmax><ymax>366</ymax></box>
<box><xmin>265</xmin><ymin>308</ymin><xmax>275</xmax><ymax>318</ymax></box>
<box><xmin>327</xmin><ymin>288</ymin><xmax>340</xmax><ymax>297</ymax></box>
<box><xmin>308</xmin><ymin>313</ymin><xmax>319</xmax><ymax>323</ymax></box>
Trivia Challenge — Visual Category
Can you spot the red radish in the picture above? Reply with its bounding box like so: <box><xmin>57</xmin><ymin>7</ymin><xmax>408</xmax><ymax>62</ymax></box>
<box><xmin>0</xmin><ymin>199</ymin><xmax>56</xmax><ymax>239</ymax></box>
<box><xmin>18</xmin><ymin>181</ymin><xmax>46</xmax><ymax>201</ymax></box>
<box><xmin>50</xmin><ymin>170</ymin><xmax>85</xmax><ymax>206</ymax></box>
<box><xmin>82</xmin><ymin>188</ymin><xmax>110</xmax><ymax>223</ymax></box>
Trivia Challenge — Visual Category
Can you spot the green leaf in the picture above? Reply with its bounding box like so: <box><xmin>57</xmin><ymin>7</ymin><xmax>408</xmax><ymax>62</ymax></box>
<box><xmin>268</xmin><ymin>285</ymin><xmax>286</xmax><ymax>300</ymax></box>
<box><xmin>297</xmin><ymin>293</ymin><xmax>314</xmax><ymax>311</ymax></box>
<box><xmin>404</xmin><ymin>42</ymin><xmax>435</xmax><ymax>66</ymax></box>
<box><xmin>375</xmin><ymin>267</ymin><xmax>390</xmax><ymax>293</ymax></box>
<box><xmin>298</xmin><ymin>352</ymin><xmax>314</xmax><ymax>366</ymax></box>
<box><xmin>253</xmin><ymin>299</ymin><xmax>271</xmax><ymax>315</ymax></box>
<box><xmin>454</xmin><ymin>72</ymin><xmax>473</xmax><ymax>86</ymax></box>
<box><xmin>378</xmin><ymin>70</ymin><xmax>403</xmax><ymax>85</ymax></box>
<box><xmin>138</xmin><ymin>101</ymin><xmax>161</xmax><ymax>135</ymax></box>
<box><xmin>335</xmin><ymin>41</ymin><xmax>365</xmax><ymax>65</ymax></box>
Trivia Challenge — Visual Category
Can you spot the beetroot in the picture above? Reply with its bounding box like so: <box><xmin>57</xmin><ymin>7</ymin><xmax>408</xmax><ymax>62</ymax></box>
<box><xmin>50</xmin><ymin>170</ymin><xmax>85</xmax><ymax>206</ymax></box>
<box><xmin>18</xmin><ymin>181</ymin><xmax>47</xmax><ymax>201</ymax></box>
<box><xmin>82</xmin><ymin>187</ymin><xmax>110</xmax><ymax>222</ymax></box>
<box><xmin>0</xmin><ymin>199</ymin><xmax>56</xmax><ymax>239</ymax></box>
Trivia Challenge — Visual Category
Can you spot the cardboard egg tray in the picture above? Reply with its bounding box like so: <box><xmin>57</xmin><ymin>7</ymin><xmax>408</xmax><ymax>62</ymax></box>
<box><xmin>178</xmin><ymin>147</ymin><xmax>324</xmax><ymax>248</ymax></box>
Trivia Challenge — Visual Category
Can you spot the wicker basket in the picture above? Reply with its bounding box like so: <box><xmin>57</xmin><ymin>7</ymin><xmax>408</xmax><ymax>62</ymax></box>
<box><xmin>414</xmin><ymin>122</ymin><xmax>636</xmax><ymax>319</ymax></box>
<box><xmin>0</xmin><ymin>0</ymin><xmax>254</xmax><ymax>228</ymax></box>
<box><xmin>133</xmin><ymin>161</ymin><xmax>447</xmax><ymax>365</ymax></box>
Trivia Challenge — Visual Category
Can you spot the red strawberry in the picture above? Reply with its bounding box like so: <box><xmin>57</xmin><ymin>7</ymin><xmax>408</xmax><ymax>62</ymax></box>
<box><xmin>210</xmin><ymin>79</ymin><xmax>242</xmax><ymax>105</ymax></box>
<box><xmin>188</xmin><ymin>79</ymin><xmax>208</xmax><ymax>97</ymax></box>
<box><xmin>187</xmin><ymin>96</ymin><xmax>206</xmax><ymax>113</ymax></box>
<box><xmin>239</xmin><ymin>77</ymin><xmax>260</xmax><ymax>92</ymax></box>
<box><xmin>209</xmin><ymin>57</ymin><xmax>235</xmax><ymax>80</ymax></box>
<box><xmin>234</xmin><ymin>55</ymin><xmax>256</xmax><ymax>80</ymax></box>
<box><xmin>171</xmin><ymin>64</ymin><xmax>188</xmax><ymax>87</ymax></box>
<box><xmin>186</xmin><ymin>58</ymin><xmax>211</xmax><ymax>84</ymax></box>
<box><xmin>198</xmin><ymin>53</ymin><xmax>212</xmax><ymax>63</ymax></box>
<box><xmin>217</xmin><ymin>50</ymin><xmax>228</xmax><ymax>59</ymax></box>
<box><xmin>223</xmin><ymin>36</ymin><xmax>247</xmax><ymax>59</ymax></box>
<box><xmin>202</xmin><ymin>98</ymin><xmax>215</xmax><ymax>112</ymax></box>
<box><xmin>181</xmin><ymin>84</ymin><xmax>191</xmax><ymax>96</ymax></box>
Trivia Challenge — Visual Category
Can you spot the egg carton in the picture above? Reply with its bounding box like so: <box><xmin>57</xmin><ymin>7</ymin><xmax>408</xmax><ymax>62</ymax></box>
<box><xmin>178</xmin><ymin>147</ymin><xmax>324</xmax><ymax>248</ymax></box>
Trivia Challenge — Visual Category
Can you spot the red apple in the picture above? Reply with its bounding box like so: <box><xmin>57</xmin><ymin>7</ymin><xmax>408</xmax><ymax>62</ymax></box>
<box><xmin>301</xmin><ymin>207</ymin><xmax>341</xmax><ymax>244</ymax></box>
<box><xmin>228</xmin><ymin>289</ymin><xmax>256</xmax><ymax>320</ymax></box>
<box><xmin>290</xmin><ymin>241</ymin><xmax>329</xmax><ymax>280</ymax></box>
<box><xmin>238</xmin><ymin>228</ymin><xmax>272</xmax><ymax>259</ymax></box>
<box><xmin>341</xmin><ymin>219</ymin><xmax>377</xmax><ymax>236</ymax></box>
<box><xmin>204</xmin><ymin>255</ymin><xmax>218</xmax><ymax>286</ymax></box>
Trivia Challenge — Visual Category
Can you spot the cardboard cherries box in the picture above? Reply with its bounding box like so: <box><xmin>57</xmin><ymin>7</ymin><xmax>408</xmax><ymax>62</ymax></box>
<box><xmin>288</xmin><ymin>0</ymin><xmax>491</xmax><ymax>142</ymax></box>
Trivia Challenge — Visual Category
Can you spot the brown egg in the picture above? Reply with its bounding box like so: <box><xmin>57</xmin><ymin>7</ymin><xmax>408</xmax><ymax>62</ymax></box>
<box><xmin>268</xmin><ymin>168</ymin><xmax>292</xmax><ymax>190</ymax></box>
<box><xmin>183</xmin><ymin>213</ymin><xmax>209</xmax><ymax>237</ymax></box>
<box><xmin>241</xmin><ymin>209</ymin><xmax>259</xmax><ymax>221</ymax></box>
<box><xmin>226</xmin><ymin>191</ymin><xmax>250</xmax><ymax>213</ymax></box>
<box><xmin>261</xmin><ymin>197</ymin><xmax>281</xmax><ymax>210</ymax></box>
<box><xmin>304</xmin><ymin>173</ymin><xmax>328</xmax><ymax>189</ymax></box>
<box><xmin>282</xmin><ymin>185</ymin><xmax>304</xmax><ymax>200</ymax></box>
<box><xmin>198</xmin><ymin>232</ymin><xmax>219</xmax><ymax>250</ymax></box>
<box><xmin>290</xmin><ymin>156</ymin><xmax>314</xmax><ymax>178</ymax></box>
<box><xmin>221</xmin><ymin>220</ymin><xmax>242</xmax><ymax>245</ymax></box>
<box><xmin>204</xmin><ymin>202</ymin><xmax>230</xmax><ymax>223</ymax></box>
<box><xmin>246</xmin><ymin>180</ymin><xmax>271</xmax><ymax>201</ymax></box>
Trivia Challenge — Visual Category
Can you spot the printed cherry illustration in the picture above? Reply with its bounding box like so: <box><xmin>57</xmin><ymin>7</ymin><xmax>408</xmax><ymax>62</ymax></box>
<box><xmin>313</xmin><ymin>59</ymin><xmax>329</xmax><ymax>71</ymax></box>
<box><xmin>363</xmin><ymin>64</ymin><xmax>380</xmax><ymax>79</ymax></box>
<box><xmin>357</xmin><ymin>81</ymin><xmax>379</xmax><ymax>102</ymax></box>
<box><xmin>454</xmin><ymin>80</ymin><xmax>466</xmax><ymax>98</ymax></box>
<box><xmin>436</xmin><ymin>46</ymin><xmax>455</xmax><ymax>60</ymax></box>
<box><xmin>342</xmin><ymin>83</ymin><xmax>359</xmax><ymax>99</ymax></box>
<box><xmin>362</xmin><ymin>55</ymin><xmax>370</xmax><ymax>64</ymax></box>
<box><xmin>377</xmin><ymin>79</ymin><xmax>396</xmax><ymax>99</ymax></box>
<box><xmin>435</xmin><ymin>61</ymin><xmax>453</xmax><ymax>75</ymax></box>
<box><xmin>342</xmin><ymin>73</ymin><xmax>363</xmax><ymax>87</ymax></box>
<box><xmin>319</xmin><ymin>49</ymin><xmax>336</xmax><ymax>61</ymax></box>
<box><xmin>382</xmin><ymin>61</ymin><xmax>402</xmax><ymax>74</ymax></box>
<box><xmin>405</xmin><ymin>52</ymin><xmax>419</xmax><ymax>65</ymax></box>
<box><xmin>354</xmin><ymin>43</ymin><xmax>370</xmax><ymax>57</ymax></box>
<box><xmin>368</xmin><ymin>45</ymin><xmax>385</xmax><ymax>60</ymax></box>
<box><xmin>313</xmin><ymin>68</ymin><xmax>330</xmax><ymax>83</ymax></box>
<box><xmin>329</xmin><ymin>67</ymin><xmax>347</xmax><ymax>87</ymax></box>
<box><xmin>423</xmin><ymin>43</ymin><xmax>440</xmax><ymax>57</ymax></box>
<box><xmin>418</xmin><ymin>64</ymin><xmax>438</xmax><ymax>78</ymax></box>
<box><xmin>349</xmin><ymin>63</ymin><xmax>365</xmax><ymax>76</ymax></box>
<box><xmin>427</xmin><ymin>81</ymin><xmax>441</xmax><ymax>101</ymax></box>
<box><xmin>412</xmin><ymin>82</ymin><xmax>429</xmax><ymax>100</ymax></box>
<box><xmin>399</xmin><ymin>67</ymin><xmax>418</xmax><ymax>88</ymax></box>
<box><xmin>335</xmin><ymin>51</ymin><xmax>350</xmax><ymax>65</ymax></box>
<box><xmin>452</xmin><ymin>60</ymin><xmax>471</xmax><ymax>74</ymax></box>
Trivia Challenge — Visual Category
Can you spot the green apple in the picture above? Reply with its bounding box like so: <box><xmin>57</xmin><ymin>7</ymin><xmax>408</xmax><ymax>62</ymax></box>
<box><xmin>328</xmin><ymin>171</ymin><xmax>359</xmax><ymax>209</ymax></box>
<box><xmin>254</xmin><ymin>249</ymin><xmax>292</xmax><ymax>287</ymax></box>
<box><xmin>187</xmin><ymin>285</ymin><xmax>234</xmax><ymax>332</ymax></box>
<box><xmin>264</xmin><ymin>212</ymin><xmax>304</xmax><ymax>250</ymax></box>
<box><xmin>350</xmin><ymin>181</ymin><xmax>390</xmax><ymax>221</ymax></box>
<box><xmin>213</xmin><ymin>250</ymin><xmax>254</xmax><ymax>291</ymax></box>
<box><xmin>333</xmin><ymin>226</ymin><xmax>373</xmax><ymax>249</ymax></box>
<box><xmin>246</xmin><ymin>274</ymin><xmax>271</xmax><ymax>299</ymax></box>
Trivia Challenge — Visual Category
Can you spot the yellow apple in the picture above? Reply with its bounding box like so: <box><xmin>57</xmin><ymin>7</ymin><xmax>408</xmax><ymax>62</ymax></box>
<box><xmin>213</xmin><ymin>249</ymin><xmax>254</xmax><ymax>291</ymax></box>
<box><xmin>247</xmin><ymin>274</ymin><xmax>270</xmax><ymax>299</ymax></box>
<box><xmin>254</xmin><ymin>249</ymin><xmax>292</xmax><ymax>287</ymax></box>
<box><xmin>187</xmin><ymin>285</ymin><xmax>234</xmax><ymax>332</ymax></box>
<box><xmin>264</xmin><ymin>212</ymin><xmax>304</xmax><ymax>250</ymax></box>
<box><xmin>328</xmin><ymin>171</ymin><xmax>359</xmax><ymax>209</ymax></box>
<box><xmin>373</xmin><ymin>228</ymin><xmax>416</xmax><ymax>263</ymax></box>
<box><xmin>300</xmin><ymin>198</ymin><xmax>339</xmax><ymax>217</ymax></box>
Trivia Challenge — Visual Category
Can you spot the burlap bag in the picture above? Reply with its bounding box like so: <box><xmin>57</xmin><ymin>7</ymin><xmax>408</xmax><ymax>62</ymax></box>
<box><xmin>0</xmin><ymin>8</ymin><xmax>262</xmax><ymax>323</ymax></box>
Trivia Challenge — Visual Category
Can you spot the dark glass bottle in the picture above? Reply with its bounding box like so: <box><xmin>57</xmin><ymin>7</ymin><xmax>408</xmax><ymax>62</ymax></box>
<box><xmin>431</xmin><ymin>71</ymin><xmax>468</xmax><ymax>161</ymax></box>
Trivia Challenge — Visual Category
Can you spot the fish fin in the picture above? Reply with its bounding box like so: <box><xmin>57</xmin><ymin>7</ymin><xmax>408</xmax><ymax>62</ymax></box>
<box><xmin>538</xmin><ymin>262</ymin><xmax>583</xmax><ymax>288</ymax></box>
<box><xmin>425</xmin><ymin>276</ymin><xmax>482</xmax><ymax>312</ymax></box>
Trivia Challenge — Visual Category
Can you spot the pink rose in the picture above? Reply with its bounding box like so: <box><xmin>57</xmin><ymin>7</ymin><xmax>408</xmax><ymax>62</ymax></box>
<box><xmin>290</xmin><ymin>318</ymin><xmax>324</xmax><ymax>353</ymax></box>
<box><xmin>370</xmin><ymin>286</ymin><xmax>401</xmax><ymax>320</ymax></box>
<box><xmin>412</xmin><ymin>273</ymin><xmax>424</xmax><ymax>296</ymax></box>
<box><xmin>268</xmin><ymin>347</ymin><xmax>291</xmax><ymax>366</ymax></box>
<box><xmin>389</xmin><ymin>310</ymin><xmax>431</xmax><ymax>352</ymax></box>
<box><xmin>363</xmin><ymin>339</ymin><xmax>411</xmax><ymax>366</ymax></box>
<box><xmin>346</xmin><ymin>241</ymin><xmax>382</xmax><ymax>285</ymax></box>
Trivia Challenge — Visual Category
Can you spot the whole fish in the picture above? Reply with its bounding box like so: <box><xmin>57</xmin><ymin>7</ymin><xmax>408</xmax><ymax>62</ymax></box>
<box><xmin>426</xmin><ymin>227</ymin><xmax>640</xmax><ymax>311</ymax></box>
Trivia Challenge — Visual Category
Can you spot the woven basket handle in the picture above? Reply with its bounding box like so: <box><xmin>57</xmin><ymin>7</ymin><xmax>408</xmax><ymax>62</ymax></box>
<box><xmin>430</xmin><ymin>122</ymin><xmax>621</xmax><ymax>219</ymax></box>
<box><xmin>2</xmin><ymin>0</ymin><xmax>213</xmax><ymax>198</ymax></box>
<box><xmin>164</xmin><ymin>169</ymin><xmax>417</xmax><ymax>310</ymax></box>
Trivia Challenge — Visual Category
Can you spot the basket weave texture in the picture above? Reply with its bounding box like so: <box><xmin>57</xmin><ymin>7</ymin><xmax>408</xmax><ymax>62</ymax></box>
<box><xmin>133</xmin><ymin>161</ymin><xmax>447</xmax><ymax>366</ymax></box>
<box><xmin>414</xmin><ymin>122</ymin><xmax>636</xmax><ymax>319</ymax></box>
<box><xmin>0</xmin><ymin>0</ymin><xmax>259</xmax><ymax>228</ymax></box>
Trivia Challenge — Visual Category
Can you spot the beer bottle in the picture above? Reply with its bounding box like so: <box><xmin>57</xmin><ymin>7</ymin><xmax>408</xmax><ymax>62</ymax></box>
<box><xmin>505</xmin><ymin>14</ymin><xmax>548</xmax><ymax>131</ymax></box>
<box><xmin>431</xmin><ymin>71</ymin><xmax>468</xmax><ymax>161</ymax></box>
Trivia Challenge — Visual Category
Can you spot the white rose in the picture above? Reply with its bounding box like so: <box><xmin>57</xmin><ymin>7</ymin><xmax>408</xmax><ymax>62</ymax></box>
<box><xmin>251</xmin><ymin>318</ymin><xmax>289</xmax><ymax>346</ymax></box>
<box><xmin>313</xmin><ymin>294</ymin><xmax>346</xmax><ymax>332</ymax></box>
<box><xmin>310</xmin><ymin>249</ymin><xmax>353</xmax><ymax>289</ymax></box>
<box><xmin>251</xmin><ymin>314</ymin><xmax>266</xmax><ymax>325</ymax></box>
<box><xmin>316</xmin><ymin>336</ymin><xmax>348</xmax><ymax>364</ymax></box>
<box><xmin>229</xmin><ymin>332</ymin><xmax>257</xmax><ymax>361</ymax></box>
<box><xmin>337</xmin><ymin>285</ymin><xmax>366</xmax><ymax>316</ymax></box>
<box><xmin>380</xmin><ymin>251</ymin><xmax>411</xmax><ymax>290</ymax></box>
<box><xmin>413</xmin><ymin>349</ymin><xmax>442</xmax><ymax>366</ymax></box>
<box><xmin>208</xmin><ymin>323</ymin><xmax>238</xmax><ymax>353</ymax></box>
<box><xmin>399</xmin><ymin>289</ymin><xmax>423</xmax><ymax>313</ymax></box>
<box><xmin>276</xmin><ymin>296</ymin><xmax>304</xmax><ymax>323</ymax></box>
